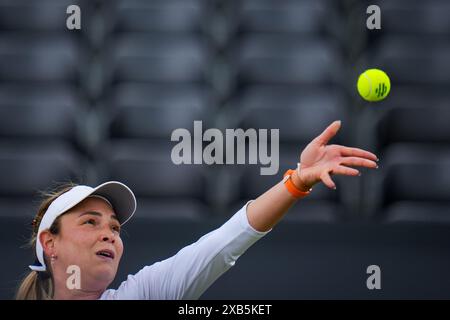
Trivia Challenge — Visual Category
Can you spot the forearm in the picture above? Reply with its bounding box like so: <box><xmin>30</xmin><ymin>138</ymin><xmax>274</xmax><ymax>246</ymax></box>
<box><xmin>247</xmin><ymin>169</ymin><xmax>309</xmax><ymax>232</ymax></box>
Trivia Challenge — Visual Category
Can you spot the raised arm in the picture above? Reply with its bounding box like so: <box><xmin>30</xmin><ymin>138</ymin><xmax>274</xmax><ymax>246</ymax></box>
<box><xmin>103</xmin><ymin>121</ymin><xmax>379</xmax><ymax>300</ymax></box>
<box><xmin>247</xmin><ymin>120</ymin><xmax>379</xmax><ymax>232</ymax></box>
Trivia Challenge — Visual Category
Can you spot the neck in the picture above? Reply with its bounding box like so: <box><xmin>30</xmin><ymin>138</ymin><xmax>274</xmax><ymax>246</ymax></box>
<box><xmin>52</xmin><ymin>270</ymin><xmax>106</xmax><ymax>300</ymax></box>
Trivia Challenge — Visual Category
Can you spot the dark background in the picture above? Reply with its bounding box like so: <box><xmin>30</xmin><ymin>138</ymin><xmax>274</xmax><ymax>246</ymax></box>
<box><xmin>1</xmin><ymin>0</ymin><xmax>450</xmax><ymax>299</ymax></box>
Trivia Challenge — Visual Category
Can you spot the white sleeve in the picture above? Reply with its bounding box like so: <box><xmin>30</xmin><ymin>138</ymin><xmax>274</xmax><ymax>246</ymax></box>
<box><xmin>99</xmin><ymin>201</ymin><xmax>271</xmax><ymax>300</ymax></box>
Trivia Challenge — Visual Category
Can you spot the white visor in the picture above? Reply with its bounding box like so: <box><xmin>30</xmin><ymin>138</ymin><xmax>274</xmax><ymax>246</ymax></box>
<box><xmin>29</xmin><ymin>181</ymin><xmax>137</xmax><ymax>272</ymax></box>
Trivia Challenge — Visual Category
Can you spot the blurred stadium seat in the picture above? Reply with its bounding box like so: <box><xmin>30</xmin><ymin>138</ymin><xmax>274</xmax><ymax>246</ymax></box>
<box><xmin>376</xmin><ymin>106</ymin><xmax>450</xmax><ymax>150</ymax></box>
<box><xmin>381</xmin><ymin>0</ymin><xmax>450</xmax><ymax>36</ymax></box>
<box><xmin>107</xmin><ymin>83</ymin><xmax>212</xmax><ymax>140</ymax></box>
<box><xmin>108</xmin><ymin>34</ymin><xmax>210</xmax><ymax>84</ymax></box>
<box><xmin>97</xmin><ymin>142</ymin><xmax>210</xmax><ymax>220</ymax></box>
<box><xmin>235</xmin><ymin>0</ymin><xmax>336</xmax><ymax>34</ymax></box>
<box><xmin>109</xmin><ymin>0</ymin><xmax>206</xmax><ymax>33</ymax></box>
<box><xmin>0</xmin><ymin>84</ymin><xmax>87</xmax><ymax>149</ymax></box>
<box><xmin>366</xmin><ymin>145</ymin><xmax>450</xmax><ymax>223</ymax></box>
<box><xmin>0</xmin><ymin>34</ymin><xmax>84</xmax><ymax>83</ymax></box>
<box><xmin>235</xmin><ymin>36</ymin><xmax>342</xmax><ymax>86</ymax></box>
<box><xmin>0</xmin><ymin>142</ymin><xmax>86</xmax><ymax>218</ymax></box>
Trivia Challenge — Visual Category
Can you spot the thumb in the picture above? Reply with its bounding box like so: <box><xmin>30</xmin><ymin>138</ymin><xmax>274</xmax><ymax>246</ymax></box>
<box><xmin>314</xmin><ymin>120</ymin><xmax>341</xmax><ymax>145</ymax></box>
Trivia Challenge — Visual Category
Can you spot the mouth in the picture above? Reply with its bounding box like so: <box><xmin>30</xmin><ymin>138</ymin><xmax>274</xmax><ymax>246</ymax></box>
<box><xmin>95</xmin><ymin>249</ymin><xmax>115</xmax><ymax>260</ymax></box>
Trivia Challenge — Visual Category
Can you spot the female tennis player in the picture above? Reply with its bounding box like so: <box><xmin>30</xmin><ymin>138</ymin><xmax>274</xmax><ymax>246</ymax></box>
<box><xmin>16</xmin><ymin>120</ymin><xmax>378</xmax><ymax>299</ymax></box>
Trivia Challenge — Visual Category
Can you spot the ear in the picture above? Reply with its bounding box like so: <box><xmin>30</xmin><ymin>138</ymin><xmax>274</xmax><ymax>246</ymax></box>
<box><xmin>39</xmin><ymin>230</ymin><xmax>57</xmax><ymax>257</ymax></box>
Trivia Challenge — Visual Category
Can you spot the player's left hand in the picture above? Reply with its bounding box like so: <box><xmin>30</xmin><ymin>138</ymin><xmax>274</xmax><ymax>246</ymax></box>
<box><xmin>297</xmin><ymin>120</ymin><xmax>379</xmax><ymax>190</ymax></box>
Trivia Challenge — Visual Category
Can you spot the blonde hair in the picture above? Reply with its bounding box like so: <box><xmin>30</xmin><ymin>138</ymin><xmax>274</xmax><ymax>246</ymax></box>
<box><xmin>15</xmin><ymin>182</ymin><xmax>79</xmax><ymax>300</ymax></box>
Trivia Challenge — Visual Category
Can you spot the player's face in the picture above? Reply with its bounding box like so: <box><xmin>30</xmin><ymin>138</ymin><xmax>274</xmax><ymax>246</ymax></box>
<box><xmin>54</xmin><ymin>197</ymin><xmax>124</xmax><ymax>291</ymax></box>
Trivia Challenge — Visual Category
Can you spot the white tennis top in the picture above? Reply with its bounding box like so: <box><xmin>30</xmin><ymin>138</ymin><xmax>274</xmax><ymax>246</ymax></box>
<box><xmin>99</xmin><ymin>201</ymin><xmax>270</xmax><ymax>299</ymax></box>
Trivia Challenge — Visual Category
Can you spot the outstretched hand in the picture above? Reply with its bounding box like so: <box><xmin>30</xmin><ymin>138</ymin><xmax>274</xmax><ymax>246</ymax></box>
<box><xmin>297</xmin><ymin>121</ymin><xmax>379</xmax><ymax>190</ymax></box>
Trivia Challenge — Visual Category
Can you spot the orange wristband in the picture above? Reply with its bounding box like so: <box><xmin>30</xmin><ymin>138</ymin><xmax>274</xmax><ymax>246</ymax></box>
<box><xmin>283</xmin><ymin>169</ymin><xmax>311</xmax><ymax>199</ymax></box>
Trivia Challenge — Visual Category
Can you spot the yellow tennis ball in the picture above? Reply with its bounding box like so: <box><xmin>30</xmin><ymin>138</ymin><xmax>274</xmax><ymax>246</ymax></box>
<box><xmin>357</xmin><ymin>69</ymin><xmax>391</xmax><ymax>102</ymax></box>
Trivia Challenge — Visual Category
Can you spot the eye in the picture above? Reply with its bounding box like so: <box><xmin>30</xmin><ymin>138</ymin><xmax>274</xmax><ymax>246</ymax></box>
<box><xmin>84</xmin><ymin>219</ymin><xmax>96</xmax><ymax>226</ymax></box>
<box><xmin>112</xmin><ymin>225</ymin><xmax>121</xmax><ymax>233</ymax></box>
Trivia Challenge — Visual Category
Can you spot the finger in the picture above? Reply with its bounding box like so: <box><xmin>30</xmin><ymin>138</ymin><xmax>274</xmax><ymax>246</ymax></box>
<box><xmin>340</xmin><ymin>146</ymin><xmax>378</xmax><ymax>161</ymax></box>
<box><xmin>320</xmin><ymin>171</ymin><xmax>336</xmax><ymax>190</ymax></box>
<box><xmin>314</xmin><ymin>120</ymin><xmax>341</xmax><ymax>145</ymax></box>
<box><xmin>340</xmin><ymin>157</ymin><xmax>378</xmax><ymax>169</ymax></box>
<box><xmin>332</xmin><ymin>165</ymin><xmax>360</xmax><ymax>176</ymax></box>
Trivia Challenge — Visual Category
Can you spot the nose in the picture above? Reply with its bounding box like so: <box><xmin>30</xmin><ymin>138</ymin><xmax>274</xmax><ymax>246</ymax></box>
<box><xmin>100</xmin><ymin>231</ymin><xmax>115</xmax><ymax>244</ymax></box>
